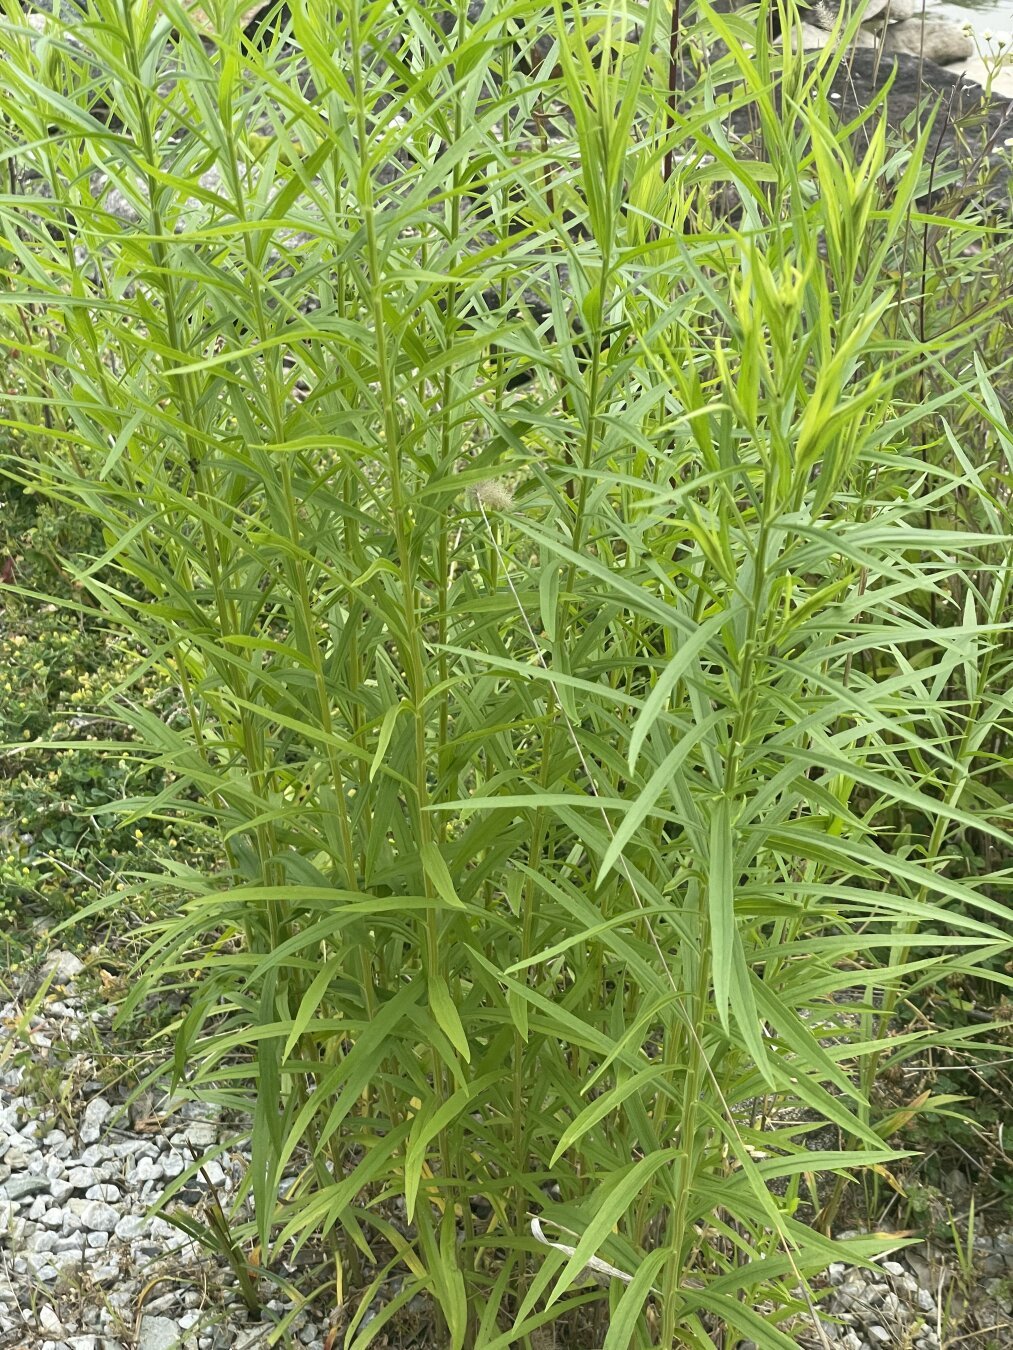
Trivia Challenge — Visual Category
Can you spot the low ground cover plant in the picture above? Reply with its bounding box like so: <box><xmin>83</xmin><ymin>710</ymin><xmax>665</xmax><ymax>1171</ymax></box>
<box><xmin>0</xmin><ymin>1</ymin><xmax>1011</xmax><ymax>1346</ymax></box>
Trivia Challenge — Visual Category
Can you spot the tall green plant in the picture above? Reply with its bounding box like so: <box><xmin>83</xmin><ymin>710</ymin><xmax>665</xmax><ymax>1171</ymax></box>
<box><xmin>1</xmin><ymin>1</ymin><xmax>1011</xmax><ymax>1346</ymax></box>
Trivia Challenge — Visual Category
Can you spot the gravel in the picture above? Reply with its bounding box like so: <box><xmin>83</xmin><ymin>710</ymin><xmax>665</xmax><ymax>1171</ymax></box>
<box><xmin>0</xmin><ymin>954</ymin><xmax>330</xmax><ymax>1350</ymax></box>
<box><xmin>3</xmin><ymin>953</ymin><xmax>1013</xmax><ymax>1348</ymax></box>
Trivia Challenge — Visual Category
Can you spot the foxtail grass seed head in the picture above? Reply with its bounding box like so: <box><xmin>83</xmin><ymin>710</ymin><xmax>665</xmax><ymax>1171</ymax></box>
<box><xmin>471</xmin><ymin>478</ymin><xmax>515</xmax><ymax>513</ymax></box>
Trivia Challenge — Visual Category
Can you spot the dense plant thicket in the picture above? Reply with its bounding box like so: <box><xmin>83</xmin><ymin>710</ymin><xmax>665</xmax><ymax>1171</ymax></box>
<box><xmin>0</xmin><ymin>1</ymin><xmax>1011</xmax><ymax>1346</ymax></box>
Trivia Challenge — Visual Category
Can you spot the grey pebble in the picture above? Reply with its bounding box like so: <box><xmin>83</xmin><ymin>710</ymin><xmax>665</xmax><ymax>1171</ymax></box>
<box><xmin>137</xmin><ymin>1313</ymin><xmax>189</xmax><ymax>1350</ymax></box>
<box><xmin>181</xmin><ymin>1123</ymin><xmax>217</xmax><ymax>1150</ymax></box>
<box><xmin>161</xmin><ymin>1151</ymin><xmax>185</xmax><ymax>1179</ymax></box>
<box><xmin>80</xmin><ymin>1200</ymin><xmax>118</xmax><ymax>1232</ymax></box>
<box><xmin>133</xmin><ymin>1157</ymin><xmax>163</xmax><ymax>1183</ymax></box>
<box><xmin>89</xmin><ymin>1261</ymin><xmax>121</xmax><ymax>1286</ymax></box>
<box><xmin>41</xmin><ymin>950</ymin><xmax>85</xmax><ymax>984</ymax></box>
<box><xmin>79</xmin><ymin>1098</ymin><xmax>112</xmax><ymax>1146</ymax></box>
<box><xmin>78</xmin><ymin>1147</ymin><xmax>109</xmax><ymax>1167</ymax></box>
<box><xmin>67</xmin><ymin>1167</ymin><xmax>101</xmax><ymax>1189</ymax></box>
<box><xmin>2</xmin><ymin>1174</ymin><xmax>50</xmax><ymax>1201</ymax></box>
<box><xmin>85</xmin><ymin>1184</ymin><xmax>120</xmax><ymax>1202</ymax></box>
<box><xmin>38</xmin><ymin>1305</ymin><xmax>63</xmax><ymax>1335</ymax></box>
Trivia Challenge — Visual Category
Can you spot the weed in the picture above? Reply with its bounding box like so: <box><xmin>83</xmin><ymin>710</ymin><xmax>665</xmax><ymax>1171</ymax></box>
<box><xmin>0</xmin><ymin>1</ymin><xmax>1010</xmax><ymax>1347</ymax></box>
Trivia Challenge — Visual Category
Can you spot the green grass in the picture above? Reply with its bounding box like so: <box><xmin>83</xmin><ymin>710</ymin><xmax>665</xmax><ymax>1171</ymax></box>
<box><xmin>0</xmin><ymin>1</ymin><xmax>1011</xmax><ymax>1346</ymax></box>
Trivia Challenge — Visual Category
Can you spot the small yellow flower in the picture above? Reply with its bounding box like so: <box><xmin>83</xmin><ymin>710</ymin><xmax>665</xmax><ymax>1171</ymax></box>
<box><xmin>133</xmin><ymin>828</ymin><xmax>144</xmax><ymax>840</ymax></box>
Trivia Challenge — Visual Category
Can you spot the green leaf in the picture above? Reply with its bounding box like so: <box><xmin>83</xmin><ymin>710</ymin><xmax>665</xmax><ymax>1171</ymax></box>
<box><xmin>429</xmin><ymin>975</ymin><xmax>471</xmax><ymax>1063</ymax></box>
<box><xmin>420</xmin><ymin>841</ymin><xmax>466</xmax><ymax>909</ymax></box>
<box><xmin>708</xmin><ymin>797</ymin><xmax>735</xmax><ymax>1034</ymax></box>
<box><xmin>370</xmin><ymin>701</ymin><xmax>403</xmax><ymax>782</ymax></box>
<box><xmin>601</xmin><ymin>1248</ymin><xmax>668</xmax><ymax>1350</ymax></box>
<box><xmin>539</xmin><ymin>562</ymin><xmax>560</xmax><ymax>642</ymax></box>
<box><xmin>404</xmin><ymin>1072</ymin><xmax>501</xmax><ymax>1220</ymax></box>
<box><xmin>545</xmin><ymin>1151</ymin><xmax>676</xmax><ymax>1308</ymax></box>
<box><xmin>628</xmin><ymin>610</ymin><xmax>729</xmax><ymax>771</ymax></box>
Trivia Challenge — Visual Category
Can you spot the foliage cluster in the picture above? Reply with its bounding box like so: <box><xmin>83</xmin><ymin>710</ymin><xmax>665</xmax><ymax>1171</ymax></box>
<box><xmin>0</xmin><ymin>1</ymin><xmax>1011</xmax><ymax>1347</ymax></box>
<box><xmin>0</xmin><ymin>480</ymin><xmax>216</xmax><ymax>961</ymax></box>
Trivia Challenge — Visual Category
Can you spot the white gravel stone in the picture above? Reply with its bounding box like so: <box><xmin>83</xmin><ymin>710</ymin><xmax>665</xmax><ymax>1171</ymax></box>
<box><xmin>51</xmin><ymin>1249</ymin><xmax>85</xmax><ymax>1272</ymax></box>
<box><xmin>134</xmin><ymin>1157</ymin><xmax>163</xmax><ymax>1183</ymax></box>
<box><xmin>89</xmin><ymin>1260</ymin><xmax>121</xmax><ymax>1286</ymax></box>
<box><xmin>67</xmin><ymin>1167</ymin><xmax>101</xmax><ymax>1189</ymax></box>
<box><xmin>113</xmin><ymin>1214</ymin><xmax>148</xmax><ymax>1241</ymax></box>
<box><xmin>80</xmin><ymin>1200</ymin><xmax>118</xmax><ymax>1232</ymax></box>
<box><xmin>181</xmin><ymin>1122</ymin><xmax>217</xmax><ymax>1150</ymax></box>
<box><xmin>137</xmin><ymin>1313</ymin><xmax>185</xmax><ymax>1350</ymax></box>
<box><xmin>79</xmin><ymin>1099</ymin><xmax>113</xmax><ymax>1146</ymax></box>
<box><xmin>38</xmin><ymin>1305</ymin><xmax>63</xmax><ymax>1335</ymax></box>
<box><xmin>41</xmin><ymin>950</ymin><xmax>85</xmax><ymax>984</ymax></box>
<box><xmin>85</xmin><ymin>1184</ymin><xmax>120</xmax><ymax>1202</ymax></box>
<box><xmin>202</xmin><ymin>1160</ymin><xmax>225</xmax><ymax>1187</ymax></box>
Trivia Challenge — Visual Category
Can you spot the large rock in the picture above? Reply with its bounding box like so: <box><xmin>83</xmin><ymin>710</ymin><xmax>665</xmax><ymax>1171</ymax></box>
<box><xmin>715</xmin><ymin>46</ymin><xmax>1012</xmax><ymax>216</ymax></box>
<box><xmin>784</xmin><ymin>21</ymin><xmax>877</xmax><ymax>51</ymax></box>
<box><xmin>871</xmin><ymin>0</ymin><xmax>917</xmax><ymax>21</ymax></box>
<box><xmin>882</xmin><ymin>18</ymin><xmax>975</xmax><ymax>65</ymax></box>
<box><xmin>827</xmin><ymin>48</ymin><xmax>1011</xmax><ymax>210</ymax></box>
<box><xmin>778</xmin><ymin>0</ymin><xmax>917</xmax><ymax>27</ymax></box>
